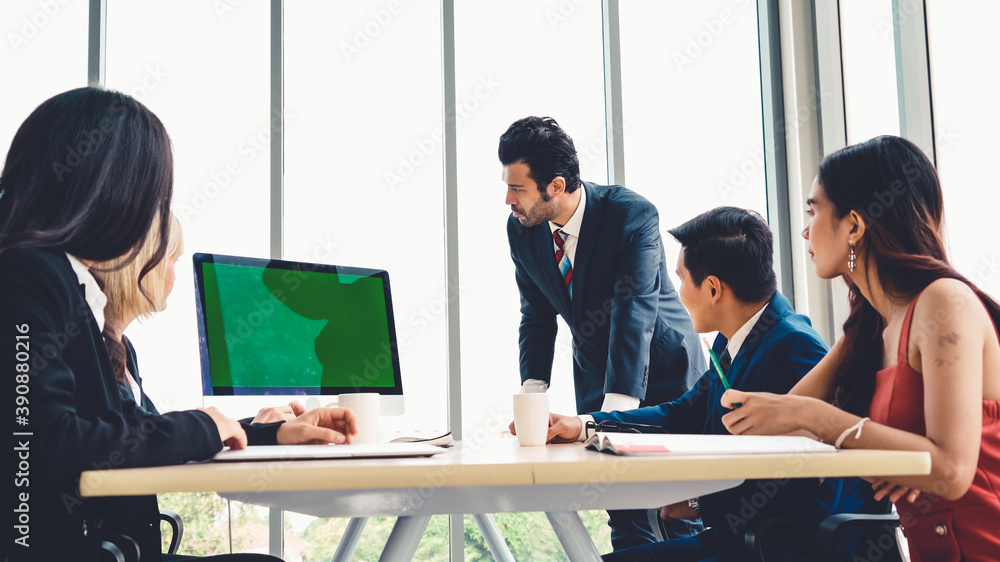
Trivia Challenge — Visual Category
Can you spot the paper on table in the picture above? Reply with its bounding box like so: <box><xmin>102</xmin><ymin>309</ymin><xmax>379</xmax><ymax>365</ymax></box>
<box><xmin>390</xmin><ymin>431</ymin><xmax>454</xmax><ymax>448</ymax></box>
<box><xmin>584</xmin><ymin>432</ymin><xmax>835</xmax><ymax>455</ymax></box>
<box><xmin>211</xmin><ymin>443</ymin><xmax>445</xmax><ymax>462</ymax></box>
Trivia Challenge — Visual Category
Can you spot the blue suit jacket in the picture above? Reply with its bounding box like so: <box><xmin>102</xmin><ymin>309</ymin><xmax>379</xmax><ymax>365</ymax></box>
<box><xmin>508</xmin><ymin>182</ymin><xmax>704</xmax><ymax>414</ymax></box>
<box><xmin>592</xmin><ymin>293</ymin><xmax>879</xmax><ymax>555</ymax></box>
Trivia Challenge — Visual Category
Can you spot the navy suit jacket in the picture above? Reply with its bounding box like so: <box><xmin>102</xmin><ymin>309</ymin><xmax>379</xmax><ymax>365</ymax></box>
<box><xmin>508</xmin><ymin>182</ymin><xmax>704</xmax><ymax>414</ymax></box>
<box><xmin>592</xmin><ymin>292</ymin><xmax>879</xmax><ymax>555</ymax></box>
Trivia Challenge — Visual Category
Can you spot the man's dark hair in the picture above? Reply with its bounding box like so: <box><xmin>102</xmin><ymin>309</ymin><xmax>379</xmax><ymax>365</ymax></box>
<box><xmin>668</xmin><ymin>207</ymin><xmax>777</xmax><ymax>304</ymax></box>
<box><xmin>498</xmin><ymin>116</ymin><xmax>581</xmax><ymax>195</ymax></box>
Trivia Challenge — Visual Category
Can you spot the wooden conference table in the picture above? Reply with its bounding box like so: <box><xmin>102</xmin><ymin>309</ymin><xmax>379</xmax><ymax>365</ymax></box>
<box><xmin>80</xmin><ymin>436</ymin><xmax>930</xmax><ymax>561</ymax></box>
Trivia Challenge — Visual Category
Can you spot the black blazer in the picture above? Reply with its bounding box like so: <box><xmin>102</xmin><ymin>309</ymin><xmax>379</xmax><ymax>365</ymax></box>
<box><xmin>507</xmin><ymin>182</ymin><xmax>704</xmax><ymax>414</ymax></box>
<box><xmin>0</xmin><ymin>248</ymin><xmax>278</xmax><ymax>561</ymax></box>
<box><xmin>119</xmin><ymin>336</ymin><xmax>161</xmax><ymax>415</ymax></box>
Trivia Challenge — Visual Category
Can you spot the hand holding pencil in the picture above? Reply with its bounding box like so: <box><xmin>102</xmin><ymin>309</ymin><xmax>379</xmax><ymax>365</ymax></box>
<box><xmin>701</xmin><ymin>336</ymin><xmax>740</xmax><ymax>408</ymax></box>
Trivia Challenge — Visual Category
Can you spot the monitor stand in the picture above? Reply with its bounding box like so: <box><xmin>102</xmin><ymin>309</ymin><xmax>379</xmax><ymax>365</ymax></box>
<box><xmin>203</xmin><ymin>394</ymin><xmax>404</xmax><ymax>420</ymax></box>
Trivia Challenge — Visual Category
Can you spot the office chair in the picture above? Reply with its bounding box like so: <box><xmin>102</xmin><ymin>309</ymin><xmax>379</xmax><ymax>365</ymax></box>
<box><xmin>744</xmin><ymin>511</ymin><xmax>905</xmax><ymax>562</ymax></box>
<box><xmin>98</xmin><ymin>510</ymin><xmax>185</xmax><ymax>562</ymax></box>
<box><xmin>98</xmin><ymin>534</ymin><xmax>140</xmax><ymax>562</ymax></box>
<box><xmin>160</xmin><ymin>510</ymin><xmax>184</xmax><ymax>555</ymax></box>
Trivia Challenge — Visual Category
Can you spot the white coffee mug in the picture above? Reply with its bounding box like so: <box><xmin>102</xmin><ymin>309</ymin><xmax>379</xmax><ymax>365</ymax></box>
<box><xmin>327</xmin><ymin>393</ymin><xmax>380</xmax><ymax>444</ymax></box>
<box><xmin>512</xmin><ymin>393</ymin><xmax>549</xmax><ymax>446</ymax></box>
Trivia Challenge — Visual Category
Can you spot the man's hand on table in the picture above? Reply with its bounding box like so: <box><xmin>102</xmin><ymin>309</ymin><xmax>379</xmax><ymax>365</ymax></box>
<box><xmin>277</xmin><ymin>407</ymin><xmax>359</xmax><ymax>445</ymax></box>
<box><xmin>508</xmin><ymin>412</ymin><xmax>582</xmax><ymax>443</ymax></box>
<box><xmin>251</xmin><ymin>400</ymin><xmax>308</xmax><ymax>423</ymax></box>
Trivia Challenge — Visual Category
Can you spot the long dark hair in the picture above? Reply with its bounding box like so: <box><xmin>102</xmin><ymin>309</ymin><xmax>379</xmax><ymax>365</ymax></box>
<box><xmin>820</xmin><ymin>135</ymin><xmax>1000</xmax><ymax>415</ymax></box>
<box><xmin>0</xmin><ymin>87</ymin><xmax>174</xmax><ymax>287</ymax></box>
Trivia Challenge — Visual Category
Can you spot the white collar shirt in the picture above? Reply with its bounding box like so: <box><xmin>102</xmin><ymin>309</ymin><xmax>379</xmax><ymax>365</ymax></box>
<box><xmin>548</xmin><ymin>183</ymin><xmax>586</xmax><ymax>265</ymax></box>
<box><xmin>725</xmin><ymin>303</ymin><xmax>769</xmax><ymax>361</ymax></box>
<box><xmin>66</xmin><ymin>253</ymin><xmax>107</xmax><ymax>332</ymax></box>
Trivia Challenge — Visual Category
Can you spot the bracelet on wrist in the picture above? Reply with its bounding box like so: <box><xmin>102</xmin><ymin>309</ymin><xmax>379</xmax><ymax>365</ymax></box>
<box><xmin>834</xmin><ymin>417</ymin><xmax>871</xmax><ymax>449</ymax></box>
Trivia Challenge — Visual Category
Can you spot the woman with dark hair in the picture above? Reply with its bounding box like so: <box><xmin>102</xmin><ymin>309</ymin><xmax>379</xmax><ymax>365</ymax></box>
<box><xmin>720</xmin><ymin>135</ymin><xmax>1000</xmax><ymax>561</ymax></box>
<box><xmin>1</xmin><ymin>88</ymin><xmax>356</xmax><ymax>562</ymax></box>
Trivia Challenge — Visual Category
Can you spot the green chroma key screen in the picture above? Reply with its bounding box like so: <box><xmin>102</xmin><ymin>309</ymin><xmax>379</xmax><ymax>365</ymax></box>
<box><xmin>193</xmin><ymin>253</ymin><xmax>403</xmax><ymax>395</ymax></box>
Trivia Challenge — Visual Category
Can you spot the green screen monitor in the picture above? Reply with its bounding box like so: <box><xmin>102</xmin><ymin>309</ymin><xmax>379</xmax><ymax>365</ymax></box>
<box><xmin>193</xmin><ymin>253</ymin><xmax>404</xmax><ymax>414</ymax></box>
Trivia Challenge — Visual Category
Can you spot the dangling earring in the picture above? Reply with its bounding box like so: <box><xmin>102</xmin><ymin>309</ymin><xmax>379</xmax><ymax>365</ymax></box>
<box><xmin>848</xmin><ymin>241</ymin><xmax>856</xmax><ymax>273</ymax></box>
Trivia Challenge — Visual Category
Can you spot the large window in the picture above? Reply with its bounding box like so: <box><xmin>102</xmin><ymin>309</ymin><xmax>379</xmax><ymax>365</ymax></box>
<box><xmin>840</xmin><ymin>0</ymin><xmax>901</xmax><ymax>144</ymax></box>
<box><xmin>620</xmin><ymin>0</ymin><xmax>767</xmax><ymax>269</ymax></box>
<box><xmin>454</xmin><ymin>0</ymin><xmax>609</xmax><ymax>425</ymax></box>
<box><xmin>284</xmin><ymin>0</ymin><xmax>448</xmax><ymax>438</ymax></box>
<box><xmin>13</xmin><ymin>0</ymin><xmax>975</xmax><ymax>558</ymax></box>
<box><xmin>925</xmin><ymin>1</ymin><xmax>1000</xmax><ymax>298</ymax></box>
<box><xmin>0</xmin><ymin>1</ymin><xmax>87</xmax><ymax>155</ymax></box>
<box><xmin>106</xmin><ymin>0</ymin><xmax>271</xmax><ymax>412</ymax></box>
<box><xmin>104</xmin><ymin>3</ymin><xmax>306</xmax><ymax>557</ymax></box>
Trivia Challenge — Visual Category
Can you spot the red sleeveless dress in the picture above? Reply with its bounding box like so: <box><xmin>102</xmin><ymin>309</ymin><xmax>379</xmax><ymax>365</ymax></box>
<box><xmin>869</xmin><ymin>293</ymin><xmax>1000</xmax><ymax>561</ymax></box>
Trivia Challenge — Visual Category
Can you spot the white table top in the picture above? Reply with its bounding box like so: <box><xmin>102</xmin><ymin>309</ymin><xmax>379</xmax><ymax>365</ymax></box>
<box><xmin>81</xmin><ymin>435</ymin><xmax>931</xmax><ymax>498</ymax></box>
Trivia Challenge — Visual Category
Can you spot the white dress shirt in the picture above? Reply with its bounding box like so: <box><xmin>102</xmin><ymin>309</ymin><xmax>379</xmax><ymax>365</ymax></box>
<box><xmin>518</xmin><ymin>185</ymin><xmax>641</xmax><ymax>412</ymax></box>
<box><xmin>575</xmin><ymin>303</ymin><xmax>770</xmax><ymax>441</ymax></box>
<box><xmin>66</xmin><ymin>253</ymin><xmax>107</xmax><ymax>331</ymax></box>
<box><xmin>125</xmin><ymin>371</ymin><xmax>142</xmax><ymax>405</ymax></box>
<box><xmin>546</xmin><ymin>182</ymin><xmax>586</xmax><ymax>265</ymax></box>
<box><xmin>67</xmin><ymin>254</ymin><xmax>136</xmax><ymax>403</ymax></box>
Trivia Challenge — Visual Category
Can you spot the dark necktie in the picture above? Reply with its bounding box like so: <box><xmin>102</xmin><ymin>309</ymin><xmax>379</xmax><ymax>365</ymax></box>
<box><xmin>553</xmin><ymin>229</ymin><xmax>573</xmax><ymax>297</ymax></box>
<box><xmin>719</xmin><ymin>348</ymin><xmax>733</xmax><ymax>373</ymax></box>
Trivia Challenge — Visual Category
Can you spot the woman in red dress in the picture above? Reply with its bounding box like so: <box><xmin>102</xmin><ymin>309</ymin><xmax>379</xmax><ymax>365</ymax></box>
<box><xmin>720</xmin><ymin>135</ymin><xmax>1000</xmax><ymax>561</ymax></box>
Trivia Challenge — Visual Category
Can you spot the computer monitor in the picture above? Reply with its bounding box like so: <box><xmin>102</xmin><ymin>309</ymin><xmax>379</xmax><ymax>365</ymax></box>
<box><xmin>192</xmin><ymin>253</ymin><xmax>404</xmax><ymax>416</ymax></box>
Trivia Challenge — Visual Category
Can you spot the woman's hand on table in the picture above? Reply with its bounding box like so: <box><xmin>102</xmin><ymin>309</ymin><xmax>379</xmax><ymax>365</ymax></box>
<box><xmin>199</xmin><ymin>406</ymin><xmax>248</xmax><ymax>449</ymax></box>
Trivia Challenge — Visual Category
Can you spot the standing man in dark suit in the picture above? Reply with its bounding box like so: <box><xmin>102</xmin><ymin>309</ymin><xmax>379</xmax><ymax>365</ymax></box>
<box><xmin>500</xmin><ymin>116</ymin><xmax>705</xmax><ymax>550</ymax></box>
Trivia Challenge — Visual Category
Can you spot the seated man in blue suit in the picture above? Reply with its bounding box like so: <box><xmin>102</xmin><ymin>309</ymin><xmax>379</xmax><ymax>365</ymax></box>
<box><xmin>501</xmin><ymin>116</ymin><xmax>706</xmax><ymax>549</ymax></box>
<box><xmin>546</xmin><ymin>207</ymin><xmax>877</xmax><ymax>561</ymax></box>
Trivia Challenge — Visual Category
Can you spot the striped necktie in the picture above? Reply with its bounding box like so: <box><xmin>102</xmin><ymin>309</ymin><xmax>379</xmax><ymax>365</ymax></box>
<box><xmin>719</xmin><ymin>348</ymin><xmax>732</xmax><ymax>373</ymax></box>
<box><xmin>553</xmin><ymin>229</ymin><xmax>573</xmax><ymax>297</ymax></box>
